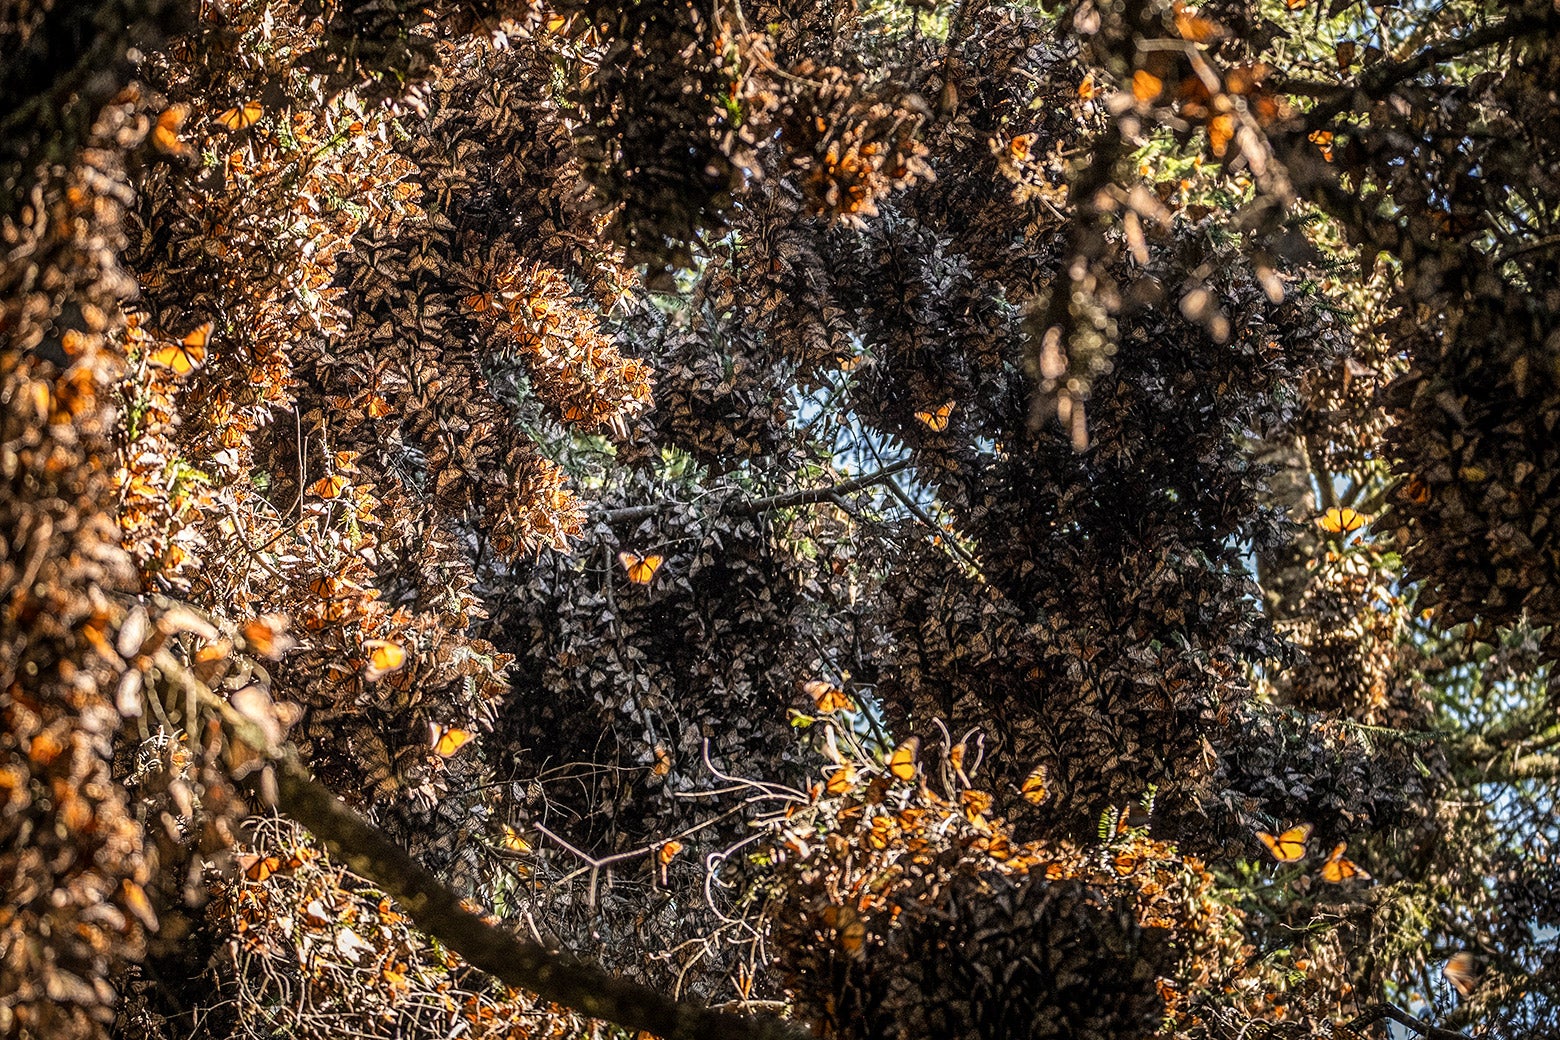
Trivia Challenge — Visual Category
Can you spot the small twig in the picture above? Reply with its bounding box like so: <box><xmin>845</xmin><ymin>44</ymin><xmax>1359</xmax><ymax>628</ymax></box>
<box><xmin>1494</xmin><ymin>231</ymin><xmax>1560</xmax><ymax>269</ymax></box>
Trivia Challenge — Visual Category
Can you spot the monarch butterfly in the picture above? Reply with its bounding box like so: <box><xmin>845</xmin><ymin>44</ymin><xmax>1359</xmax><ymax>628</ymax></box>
<box><xmin>151</xmin><ymin>104</ymin><xmax>190</xmax><ymax>156</ymax></box>
<box><xmin>1444</xmin><ymin>951</ymin><xmax>1480</xmax><ymax>997</ymax></box>
<box><xmin>914</xmin><ymin>402</ymin><xmax>955</xmax><ymax>432</ymax></box>
<box><xmin>805</xmin><ymin>680</ymin><xmax>852</xmax><ymax>714</ymax></box>
<box><xmin>1319</xmin><ymin>507</ymin><xmax>1365</xmax><ymax>533</ymax></box>
<box><xmin>1005</xmin><ymin>133</ymin><xmax>1037</xmax><ymax>163</ymax></box>
<box><xmin>1113</xmin><ymin>852</ymin><xmax>1140</xmax><ymax>875</ymax></box>
<box><xmin>832</xmin><ymin>905</ymin><xmax>866</xmax><ymax>956</ymax></box>
<box><xmin>363</xmin><ymin>639</ymin><xmax>406</xmax><ymax>680</ymax></box>
<box><xmin>618</xmin><ymin>551</ymin><xmax>663</xmax><ymax>584</ymax></box>
<box><xmin>217</xmin><ymin>100</ymin><xmax>263</xmax><ymax>131</ymax></box>
<box><xmin>148</xmin><ymin>323</ymin><xmax>210</xmax><ymax>375</ymax></box>
<box><xmin>308</xmin><ymin>575</ymin><xmax>337</xmax><ymax>598</ymax></box>
<box><xmin>236</xmin><ymin>853</ymin><xmax>282</xmax><ymax>883</ymax></box>
<box><xmin>241</xmin><ymin>616</ymin><xmax>292</xmax><ymax>659</ymax></box>
<box><xmin>651</xmin><ymin>744</ymin><xmax>673</xmax><ymax>777</ymax></box>
<box><xmin>1132</xmin><ymin>69</ymin><xmax>1164</xmax><ymax>103</ymax></box>
<box><xmin>1256</xmin><ymin>823</ymin><xmax>1312</xmax><ymax>862</ymax></box>
<box><xmin>1319</xmin><ymin>842</ymin><xmax>1370</xmax><ymax>883</ymax></box>
<box><xmin>499</xmin><ymin>824</ymin><xmax>533</xmax><ymax>854</ymax></box>
<box><xmin>961</xmin><ymin>789</ymin><xmax>993</xmax><ymax>822</ymax></box>
<box><xmin>1077</xmin><ymin>74</ymin><xmax>1096</xmax><ymax>100</ymax></box>
<box><xmin>1020</xmin><ymin>764</ymin><xmax>1049</xmax><ymax>805</ymax></box>
<box><xmin>825</xmin><ymin>764</ymin><xmax>854</xmax><ymax>795</ymax></box>
<box><xmin>888</xmin><ymin>736</ymin><xmax>920</xmax><ymax>781</ymax></box>
<box><xmin>427</xmin><ymin>721</ymin><xmax>473</xmax><ymax>757</ymax></box>
<box><xmin>283</xmin><ymin>846</ymin><xmax>317</xmax><ymax>870</ymax></box>
<box><xmin>657</xmin><ymin>840</ymin><xmax>683</xmax><ymax>866</ymax></box>
<box><xmin>311</xmin><ymin>474</ymin><xmax>347</xmax><ymax>499</ymax></box>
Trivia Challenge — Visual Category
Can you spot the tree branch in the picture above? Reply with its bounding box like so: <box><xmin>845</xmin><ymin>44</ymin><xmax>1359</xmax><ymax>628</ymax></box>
<box><xmin>270</xmin><ymin>758</ymin><xmax>807</xmax><ymax>1040</ymax></box>
<box><xmin>1346</xmin><ymin>1003</ymin><xmax>1471</xmax><ymax>1040</ymax></box>
<box><xmin>165</xmin><ymin>651</ymin><xmax>809</xmax><ymax>1040</ymax></box>
<box><xmin>598</xmin><ymin>457</ymin><xmax>912</xmax><ymax>525</ymax></box>
<box><xmin>1303</xmin><ymin>8</ymin><xmax>1560</xmax><ymax>126</ymax></box>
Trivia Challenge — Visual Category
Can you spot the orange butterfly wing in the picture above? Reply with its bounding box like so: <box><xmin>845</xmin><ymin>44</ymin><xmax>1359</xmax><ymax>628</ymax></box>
<box><xmin>149</xmin><ymin>322</ymin><xmax>210</xmax><ymax>375</ymax></box>
<box><xmin>363</xmin><ymin>639</ymin><xmax>406</xmax><ymax>680</ymax></box>
<box><xmin>1020</xmin><ymin>764</ymin><xmax>1049</xmax><ymax>805</ymax></box>
<box><xmin>1444</xmin><ymin>951</ymin><xmax>1480</xmax><ymax>997</ymax></box>
<box><xmin>805</xmin><ymin>680</ymin><xmax>852</xmax><ymax>713</ymax></box>
<box><xmin>311</xmin><ymin>474</ymin><xmax>348</xmax><ymax>499</ymax></box>
<box><xmin>1319</xmin><ymin>507</ymin><xmax>1364</xmax><ymax>533</ymax></box>
<box><xmin>618</xmin><ymin>551</ymin><xmax>663</xmax><ymax>584</ymax></box>
<box><xmin>1319</xmin><ymin>842</ymin><xmax>1370</xmax><ymax>883</ymax></box>
<box><xmin>888</xmin><ymin>736</ymin><xmax>920</xmax><ymax>781</ymax></box>
<box><xmin>237</xmin><ymin>853</ymin><xmax>281</xmax><ymax>883</ymax></box>
<box><xmin>217</xmin><ymin>100</ymin><xmax>263</xmax><ymax>131</ymax></box>
<box><xmin>427</xmin><ymin>720</ymin><xmax>474</xmax><ymax>757</ymax></box>
<box><xmin>914</xmin><ymin>402</ymin><xmax>954</xmax><ymax>432</ymax></box>
<box><xmin>1256</xmin><ymin>823</ymin><xmax>1312</xmax><ymax>862</ymax></box>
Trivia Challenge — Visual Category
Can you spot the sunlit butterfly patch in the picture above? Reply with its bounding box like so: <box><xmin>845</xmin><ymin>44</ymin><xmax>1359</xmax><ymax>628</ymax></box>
<box><xmin>1020</xmin><ymin>764</ymin><xmax>1049</xmax><ymax>805</ymax></box>
<box><xmin>217</xmin><ymin>100</ymin><xmax>263</xmax><ymax>131</ymax></box>
<box><xmin>618</xmin><ymin>551</ymin><xmax>663</xmax><ymax>585</ymax></box>
<box><xmin>888</xmin><ymin>736</ymin><xmax>920</xmax><ymax>782</ymax></box>
<box><xmin>1256</xmin><ymin>822</ymin><xmax>1312</xmax><ymax>862</ymax></box>
<box><xmin>363</xmin><ymin>639</ymin><xmax>406</xmax><ymax>680</ymax></box>
<box><xmin>149</xmin><ymin>323</ymin><xmax>210</xmax><ymax>375</ymax></box>
<box><xmin>805</xmin><ymin>679</ymin><xmax>853</xmax><ymax>714</ymax></box>
<box><xmin>1319</xmin><ymin>842</ymin><xmax>1370</xmax><ymax>883</ymax></box>
<box><xmin>657</xmin><ymin>840</ymin><xmax>683</xmax><ymax>867</ymax></box>
<box><xmin>427</xmin><ymin>720</ymin><xmax>473</xmax><ymax>757</ymax></box>
<box><xmin>1319</xmin><ymin>507</ymin><xmax>1365</xmax><ymax>533</ymax></box>
<box><xmin>499</xmin><ymin>825</ymin><xmax>533</xmax><ymax>854</ymax></box>
<box><xmin>914</xmin><ymin>402</ymin><xmax>955</xmax><ymax>432</ymax></box>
